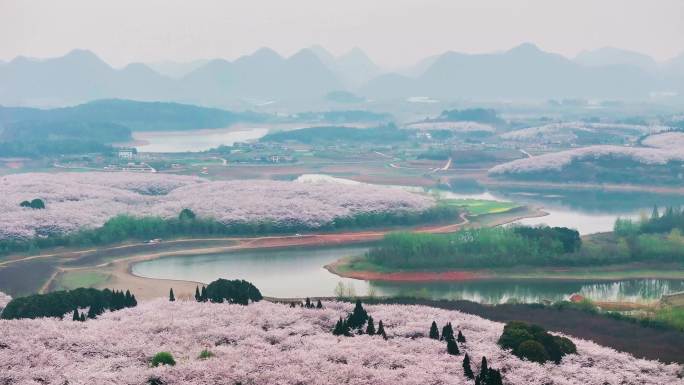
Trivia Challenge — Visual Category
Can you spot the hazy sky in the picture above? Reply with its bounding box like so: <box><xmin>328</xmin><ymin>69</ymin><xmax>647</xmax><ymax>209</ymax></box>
<box><xmin>1</xmin><ymin>0</ymin><xmax>683</xmax><ymax>68</ymax></box>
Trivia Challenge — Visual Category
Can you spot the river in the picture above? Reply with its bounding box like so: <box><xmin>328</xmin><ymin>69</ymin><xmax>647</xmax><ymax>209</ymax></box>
<box><xmin>132</xmin><ymin>245</ymin><xmax>684</xmax><ymax>303</ymax></box>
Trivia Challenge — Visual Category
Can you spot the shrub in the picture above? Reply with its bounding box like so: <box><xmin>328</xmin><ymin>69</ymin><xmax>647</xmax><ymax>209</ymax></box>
<box><xmin>498</xmin><ymin>321</ymin><xmax>576</xmax><ymax>364</ymax></box>
<box><xmin>516</xmin><ymin>340</ymin><xmax>550</xmax><ymax>363</ymax></box>
<box><xmin>198</xmin><ymin>349</ymin><xmax>214</xmax><ymax>359</ymax></box>
<box><xmin>205</xmin><ymin>279</ymin><xmax>262</xmax><ymax>305</ymax></box>
<box><xmin>151</xmin><ymin>351</ymin><xmax>175</xmax><ymax>367</ymax></box>
<box><xmin>178</xmin><ymin>208</ymin><xmax>196</xmax><ymax>221</ymax></box>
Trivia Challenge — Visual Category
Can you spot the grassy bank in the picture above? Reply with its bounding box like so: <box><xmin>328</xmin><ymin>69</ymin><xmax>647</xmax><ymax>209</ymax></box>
<box><xmin>333</xmin><ymin>256</ymin><xmax>684</xmax><ymax>281</ymax></box>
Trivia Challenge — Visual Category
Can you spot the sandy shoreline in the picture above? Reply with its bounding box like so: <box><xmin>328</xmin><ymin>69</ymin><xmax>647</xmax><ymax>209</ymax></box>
<box><xmin>42</xmin><ymin>213</ymin><xmax>485</xmax><ymax>300</ymax></box>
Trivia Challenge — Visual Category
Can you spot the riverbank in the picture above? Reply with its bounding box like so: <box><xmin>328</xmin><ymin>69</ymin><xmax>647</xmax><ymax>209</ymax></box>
<box><xmin>19</xmin><ymin>212</ymin><xmax>489</xmax><ymax>300</ymax></box>
<box><xmin>326</xmin><ymin>257</ymin><xmax>684</xmax><ymax>283</ymax></box>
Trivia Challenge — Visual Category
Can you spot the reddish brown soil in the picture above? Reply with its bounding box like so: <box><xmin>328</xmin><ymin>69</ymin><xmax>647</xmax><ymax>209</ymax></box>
<box><xmin>335</xmin><ymin>269</ymin><xmax>488</xmax><ymax>282</ymax></box>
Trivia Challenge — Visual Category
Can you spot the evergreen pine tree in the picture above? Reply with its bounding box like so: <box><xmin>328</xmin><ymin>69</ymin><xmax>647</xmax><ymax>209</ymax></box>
<box><xmin>429</xmin><ymin>321</ymin><xmax>440</xmax><ymax>339</ymax></box>
<box><xmin>125</xmin><ymin>290</ymin><xmax>133</xmax><ymax>307</ymax></box>
<box><xmin>377</xmin><ymin>320</ymin><xmax>387</xmax><ymax>339</ymax></box>
<box><xmin>446</xmin><ymin>339</ymin><xmax>460</xmax><ymax>355</ymax></box>
<box><xmin>332</xmin><ymin>318</ymin><xmax>343</xmax><ymax>335</ymax></box>
<box><xmin>290</xmin><ymin>302</ymin><xmax>296</xmax><ymax>308</ymax></box>
<box><xmin>305</xmin><ymin>297</ymin><xmax>312</xmax><ymax>308</ymax></box>
<box><xmin>441</xmin><ymin>322</ymin><xmax>454</xmax><ymax>341</ymax></box>
<box><xmin>488</xmin><ymin>369</ymin><xmax>503</xmax><ymax>385</ymax></box>
<box><xmin>652</xmin><ymin>204</ymin><xmax>660</xmax><ymax>220</ymax></box>
<box><xmin>479</xmin><ymin>356</ymin><xmax>488</xmax><ymax>380</ymax></box>
<box><xmin>195</xmin><ymin>286</ymin><xmax>201</xmax><ymax>302</ymax></box>
<box><xmin>87</xmin><ymin>304</ymin><xmax>98</xmax><ymax>319</ymax></box>
<box><xmin>79</xmin><ymin>312</ymin><xmax>85</xmax><ymax>322</ymax></box>
<box><xmin>346</xmin><ymin>299</ymin><xmax>369</xmax><ymax>329</ymax></box>
<box><xmin>130</xmin><ymin>294</ymin><xmax>137</xmax><ymax>307</ymax></box>
<box><xmin>169</xmin><ymin>288</ymin><xmax>175</xmax><ymax>302</ymax></box>
<box><xmin>72</xmin><ymin>308</ymin><xmax>79</xmax><ymax>321</ymax></box>
<box><xmin>366</xmin><ymin>316</ymin><xmax>376</xmax><ymax>335</ymax></box>
<box><xmin>463</xmin><ymin>353</ymin><xmax>474</xmax><ymax>379</ymax></box>
<box><xmin>316</xmin><ymin>299</ymin><xmax>323</xmax><ymax>309</ymax></box>
<box><xmin>457</xmin><ymin>330</ymin><xmax>466</xmax><ymax>343</ymax></box>
<box><xmin>200</xmin><ymin>286</ymin><xmax>207</xmax><ymax>302</ymax></box>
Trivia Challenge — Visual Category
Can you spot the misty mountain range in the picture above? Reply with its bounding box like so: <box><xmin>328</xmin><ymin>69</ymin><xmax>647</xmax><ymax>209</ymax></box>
<box><xmin>1</xmin><ymin>43</ymin><xmax>683</xmax><ymax>108</ymax></box>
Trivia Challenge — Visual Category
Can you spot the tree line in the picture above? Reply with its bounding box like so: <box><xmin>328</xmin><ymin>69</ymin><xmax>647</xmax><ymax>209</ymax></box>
<box><xmin>0</xmin><ymin>205</ymin><xmax>460</xmax><ymax>257</ymax></box>
<box><xmin>366</xmin><ymin>225</ymin><xmax>581</xmax><ymax>269</ymax></box>
<box><xmin>1</xmin><ymin>287</ymin><xmax>137</xmax><ymax>320</ymax></box>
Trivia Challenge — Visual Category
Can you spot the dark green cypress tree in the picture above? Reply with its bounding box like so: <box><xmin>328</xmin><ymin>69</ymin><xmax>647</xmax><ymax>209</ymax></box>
<box><xmin>488</xmin><ymin>369</ymin><xmax>503</xmax><ymax>385</ymax></box>
<box><xmin>72</xmin><ymin>308</ymin><xmax>79</xmax><ymax>321</ymax></box>
<box><xmin>332</xmin><ymin>318</ymin><xmax>342</xmax><ymax>335</ymax></box>
<box><xmin>333</xmin><ymin>317</ymin><xmax>349</xmax><ymax>336</ymax></box>
<box><xmin>87</xmin><ymin>304</ymin><xmax>98</xmax><ymax>319</ymax></box>
<box><xmin>441</xmin><ymin>322</ymin><xmax>454</xmax><ymax>341</ymax></box>
<box><xmin>377</xmin><ymin>320</ymin><xmax>387</xmax><ymax>339</ymax></box>
<box><xmin>130</xmin><ymin>294</ymin><xmax>138</xmax><ymax>307</ymax></box>
<box><xmin>479</xmin><ymin>356</ymin><xmax>488</xmax><ymax>380</ymax></box>
<box><xmin>346</xmin><ymin>299</ymin><xmax>369</xmax><ymax>329</ymax></box>
<box><xmin>80</xmin><ymin>312</ymin><xmax>86</xmax><ymax>322</ymax></box>
<box><xmin>200</xmin><ymin>286</ymin><xmax>207</xmax><ymax>302</ymax></box>
<box><xmin>366</xmin><ymin>316</ymin><xmax>376</xmax><ymax>335</ymax></box>
<box><xmin>446</xmin><ymin>339</ymin><xmax>460</xmax><ymax>355</ymax></box>
<box><xmin>429</xmin><ymin>321</ymin><xmax>439</xmax><ymax>339</ymax></box>
<box><xmin>195</xmin><ymin>286</ymin><xmax>201</xmax><ymax>302</ymax></box>
<box><xmin>316</xmin><ymin>299</ymin><xmax>323</xmax><ymax>309</ymax></box>
<box><xmin>457</xmin><ymin>330</ymin><xmax>466</xmax><ymax>343</ymax></box>
<box><xmin>463</xmin><ymin>353</ymin><xmax>474</xmax><ymax>379</ymax></box>
<box><xmin>305</xmin><ymin>297</ymin><xmax>312</xmax><ymax>308</ymax></box>
<box><xmin>169</xmin><ymin>288</ymin><xmax>175</xmax><ymax>302</ymax></box>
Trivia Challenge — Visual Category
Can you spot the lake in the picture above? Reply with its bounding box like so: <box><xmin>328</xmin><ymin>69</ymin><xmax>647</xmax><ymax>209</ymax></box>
<box><xmin>445</xmin><ymin>187</ymin><xmax>684</xmax><ymax>235</ymax></box>
<box><xmin>133</xmin><ymin>127</ymin><xmax>268</xmax><ymax>152</ymax></box>
<box><xmin>132</xmin><ymin>245</ymin><xmax>684</xmax><ymax>303</ymax></box>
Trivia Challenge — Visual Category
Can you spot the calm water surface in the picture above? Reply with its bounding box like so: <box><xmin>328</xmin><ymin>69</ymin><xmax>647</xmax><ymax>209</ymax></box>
<box><xmin>133</xmin><ymin>127</ymin><xmax>268</xmax><ymax>152</ymax></box>
<box><xmin>132</xmin><ymin>245</ymin><xmax>684</xmax><ymax>303</ymax></box>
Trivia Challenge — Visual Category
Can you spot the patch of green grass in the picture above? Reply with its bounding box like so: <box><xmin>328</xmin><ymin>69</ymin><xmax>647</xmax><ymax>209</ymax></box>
<box><xmin>653</xmin><ymin>307</ymin><xmax>684</xmax><ymax>331</ymax></box>
<box><xmin>54</xmin><ymin>271</ymin><xmax>109</xmax><ymax>290</ymax></box>
<box><xmin>441</xmin><ymin>199</ymin><xmax>519</xmax><ymax>216</ymax></box>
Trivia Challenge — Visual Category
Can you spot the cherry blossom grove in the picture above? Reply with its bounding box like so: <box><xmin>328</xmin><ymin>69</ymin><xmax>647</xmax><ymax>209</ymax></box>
<box><xmin>642</xmin><ymin>131</ymin><xmax>684</xmax><ymax>150</ymax></box>
<box><xmin>0</xmin><ymin>172</ymin><xmax>435</xmax><ymax>240</ymax></box>
<box><xmin>499</xmin><ymin>122</ymin><xmax>669</xmax><ymax>142</ymax></box>
<box><xmin>0</xmin><ymin>299</ymin><xmax>681</xmax><ymax>385</ymax></box>
<box><xmin>488</xmin><ymin>145</ymin><xmax>684</xmax><ymax>176</ymax></box>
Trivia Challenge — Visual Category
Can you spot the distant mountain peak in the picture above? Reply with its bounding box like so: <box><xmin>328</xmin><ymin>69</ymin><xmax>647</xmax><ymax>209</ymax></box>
<box><xmin>251</xmin><ymin>47</ymin><xmax>283</xmax><ymax>61</ymax></box>
<box><xmin>342</xmin><ymin>46</ymin><xmax>368</xmax><ymax>58</ymax></box>
<box><xmin>507</xmin><ymin>42</ymin><xmax>543</xmax><ymax>55</ymax></box>
<box><xmin>61</xmin><ymin>49</ymin><xmax>107</xmax><ymax>64</ymax></box>
<box><xmin>575</xmin><ymin>47</ymin><xmax>658</xmax><ymax>71</ymax></box>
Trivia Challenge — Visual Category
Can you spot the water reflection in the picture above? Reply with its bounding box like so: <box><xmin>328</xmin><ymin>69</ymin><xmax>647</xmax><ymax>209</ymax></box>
<box><xmin>132</xmin><ymin>246</ymin><xmax>684</xmax><ymax>304</ymax></box>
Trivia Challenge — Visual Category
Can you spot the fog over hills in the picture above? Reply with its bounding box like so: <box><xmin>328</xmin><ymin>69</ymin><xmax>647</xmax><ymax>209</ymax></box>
<box><xmin>575</xmin><ymin>47</ymin><xmax>659</xmax><ymax>72</ymax></box>
<box><xmin>1</xmin><ymin>43</ymin><xmax>682</xmax><ymax>107</ymax></box>
<box><xmin>362</xmin><ymin>43</ymin><xmax>669</xmax><ymax>100</ymax></box>
<box><xmin>310</xmin><ymin>45</ymin><xmax>382</xmax><ymax>88</ymax></box>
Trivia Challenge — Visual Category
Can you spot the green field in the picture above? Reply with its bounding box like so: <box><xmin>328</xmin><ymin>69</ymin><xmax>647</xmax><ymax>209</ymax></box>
<box><xmin>441</xmin><ymin>198</ymin><xmax>519</xmax><ymax>216</ymax></box>
<box><xmin>53</xmin><ymin>271</ymin><xmax>109</xmax><ymax>291</ymax></box>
